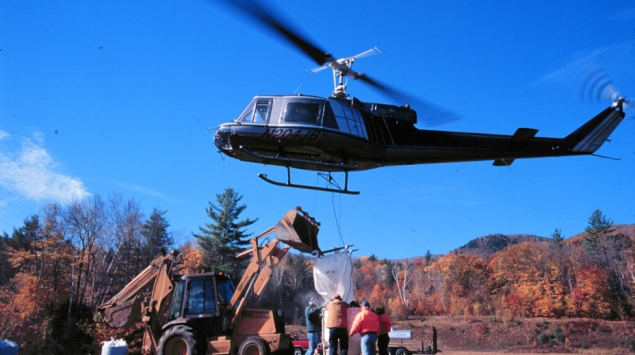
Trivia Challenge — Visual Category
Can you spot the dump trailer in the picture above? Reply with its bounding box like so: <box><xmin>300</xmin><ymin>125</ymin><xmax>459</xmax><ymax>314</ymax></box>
<box><xmin>99</xmin><ymin>207</ymin><xmax>321</xmax><ymax>355</ymax></box>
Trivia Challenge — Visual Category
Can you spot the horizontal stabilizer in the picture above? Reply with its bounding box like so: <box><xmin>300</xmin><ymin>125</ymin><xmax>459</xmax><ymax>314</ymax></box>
<box><xmin>493</xmin><ymin>158</ymin><xmax>515</xmax><ymax>166</ymax></box>
<box><xmin>508</xmin><ymin>128</ymin><xmax>539</xmax><ymax>148</ymax></box>
<box><xmin>492</xmin><ymin>128</ymin><xmax>537</xmax><ymax>166</ymax></box>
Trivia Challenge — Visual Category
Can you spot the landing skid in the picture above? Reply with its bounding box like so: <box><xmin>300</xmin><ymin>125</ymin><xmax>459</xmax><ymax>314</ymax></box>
<box><xmin>258</xmin><ymin>167</ymin><xmax>360</xmax><ymax>195</ymax></box>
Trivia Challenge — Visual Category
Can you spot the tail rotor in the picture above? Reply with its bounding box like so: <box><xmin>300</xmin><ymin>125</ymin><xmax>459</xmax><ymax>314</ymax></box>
<box><xmin>576</xmin><ymin>66</ymin><xmax>630</xmax><ymax>111</ymax></box>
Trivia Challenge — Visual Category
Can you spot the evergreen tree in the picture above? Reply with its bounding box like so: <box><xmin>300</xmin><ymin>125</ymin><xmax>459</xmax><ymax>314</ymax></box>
<box><xmin>583</xmin><ymin>209</ymin><xmax>614</xmax><ymax>252</ymax></box>
<box><xmin>367</xmin><ymin>254</ymin><xmax>378</xmax><ymax>264</ymax></box>
<box><xmin>382</xmin><ymin>258</ymin><xmax>395</xmax><ymax>287</ymax></box>
<box><xmin>549</xmin><ymin>228</ymin><xmax>566</xmax><ymax>249</ymax></box>
<box><xmin>141</xmin><ymin>208</ymin><xmax>174</xmax><ymax>264</ymax></box>
<box><xmin>581</xmin><ymin>210</ymin><xmax>633</xmax><ymax>318</ymax></box>
<box><xmin>0</xmin><ymin>231</ymin><xmax>11</xmax><ymax>286</ymax></box>
<box><xmin>424</xmin><ymin>249</ymin><xmax>432</xmax><ymax>264</ymax></box>
<box><xmin>194</xmin><ymin>188</ymin><xmax>257</xmax><ymax>275</ymax></box>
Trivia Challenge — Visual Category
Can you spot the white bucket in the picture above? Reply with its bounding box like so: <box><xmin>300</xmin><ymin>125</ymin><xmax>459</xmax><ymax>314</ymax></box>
<box><xmin>0</xmin><ymin>339</ymin><xmax>19</xmax><ymax>355</ymax></box>
<box><xmin>101</xmin><ymin>338</ymin><xmax>128</xmax><ymax>355</ymax></box>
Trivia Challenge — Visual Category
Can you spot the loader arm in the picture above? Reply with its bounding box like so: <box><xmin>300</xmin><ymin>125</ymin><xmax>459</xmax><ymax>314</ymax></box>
<box><xmin>98</xmin><ymin>249</ymin><xmax>181</xmax><ymax>329</ymax></box>
<box><xmin>228</xmin><ymin>207</ymin><xmax>321</xmax><ymax>329</ymax></box>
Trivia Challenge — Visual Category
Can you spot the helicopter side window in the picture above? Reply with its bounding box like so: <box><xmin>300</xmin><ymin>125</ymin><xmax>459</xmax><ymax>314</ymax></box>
<box><xmin>328</xmin><ymin>101</ymin><xmax>368</xmax><ymax>138</ymax></box>
<box><xmin>329</xmin><ymin>101</ymin><xmax>351</xmax><ymax>134</ymax></box>
<box><xmin>351</xmin><ymin>110</ymin><xmax>368</xmax><ymax>139</ymax></box>
<box><xmin>282</xmin><ymin>102</ymin><xmax>321</xmax><ymax>125</ymax></box>
<box><xmin>185</xmin><ymin>278</ymin><xmax>216</xmax><ymax>316</ymax></box>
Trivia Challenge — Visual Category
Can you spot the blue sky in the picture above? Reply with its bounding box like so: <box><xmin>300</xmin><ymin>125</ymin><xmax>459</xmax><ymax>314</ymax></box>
<box><xmin>1</xmin><ymin>0</ymin><xmax>634</xmax><ymax>259</ymax></box>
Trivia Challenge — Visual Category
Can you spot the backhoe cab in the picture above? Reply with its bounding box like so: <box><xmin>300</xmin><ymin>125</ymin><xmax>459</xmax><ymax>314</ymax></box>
<box><xmin>99</xmin><ymin>207</ymin><xmax>320</xmax><ymax>355</ymax></box>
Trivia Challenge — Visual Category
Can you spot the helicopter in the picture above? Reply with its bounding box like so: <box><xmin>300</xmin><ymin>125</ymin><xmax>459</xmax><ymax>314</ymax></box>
<box><xmin>213</xmin><ymin>0</ymin><xmax>628</xmax><ymax>195</ymax></box>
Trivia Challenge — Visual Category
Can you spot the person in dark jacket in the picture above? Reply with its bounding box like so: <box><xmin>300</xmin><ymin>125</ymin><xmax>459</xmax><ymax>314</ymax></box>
<box><xmin>376</xmin><ymin>305</ymin><xmax>392</xmax><ymax>355</ymax></box>
<box><xmin>326</xmin><ymin>294</ymin><xmax>349</xmax><ymax>355</ymax></box>
<box><xmin>305</xmin><ymin>298</ymin><xmax>323</xmax><ymax>355</ymax></box>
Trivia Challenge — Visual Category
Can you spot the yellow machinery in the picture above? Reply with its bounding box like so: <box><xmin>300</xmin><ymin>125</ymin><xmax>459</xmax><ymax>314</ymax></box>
<box><xmin>99</xmin><ymin>207</ymin><xmax>320</xmax><ymax>355</ymax></box>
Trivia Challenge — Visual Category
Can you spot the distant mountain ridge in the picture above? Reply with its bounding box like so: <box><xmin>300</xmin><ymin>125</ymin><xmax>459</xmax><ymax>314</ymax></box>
<box><xmin>451</xmin><ymin>224</ymin><xmax>635</xmax><ymax>259</ymax></box>
<box><xmin>453</xmin><ymin>233</ymin><xmax>548</xmax><ymax>259</ymax></box>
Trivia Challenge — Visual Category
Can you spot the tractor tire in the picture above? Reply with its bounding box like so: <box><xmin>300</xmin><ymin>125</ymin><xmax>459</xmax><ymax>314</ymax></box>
<box><xmin>157</xmin><ymin>325</ymin><xmax>203</xmax><ymax>355</ymax></box>
<box><xmin>395</xmin><ymin>348</ymin><xmax>409</xmax><ymax>355</ymax></box>
<box><xmin>239</xmin><ymin>337</ymin><xmax>271</xmax><ymax>355</ymax></box>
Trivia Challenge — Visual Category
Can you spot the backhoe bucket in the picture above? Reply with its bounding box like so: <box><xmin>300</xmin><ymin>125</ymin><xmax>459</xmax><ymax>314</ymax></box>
<box><xmin>275</xmin><ymin>209</ymin><xmax>320</xmax><ymax>253</ymax></box>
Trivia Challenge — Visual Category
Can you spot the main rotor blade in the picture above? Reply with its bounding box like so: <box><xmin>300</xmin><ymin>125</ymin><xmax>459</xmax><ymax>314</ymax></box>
<box><xmin>353</xmin><ymin>47</ymin><xmax>382</xmax><ymax>60</ymax></box>
<box><xmin>213</xmin><ymin>0</ymin><xmax>331</xmax><ymax>66</ymax></box>
<box><xmin>357</xmin><ymin>73</ymin><xmax>461</xmax><ymax>126</ymax></box>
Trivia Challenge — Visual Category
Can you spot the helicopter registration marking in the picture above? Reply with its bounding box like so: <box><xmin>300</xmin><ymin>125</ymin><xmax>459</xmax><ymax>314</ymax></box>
<box><xmin>262</xmin><ymin>128</ymin><xmax>321</xmax><ymax>141</ymax></box>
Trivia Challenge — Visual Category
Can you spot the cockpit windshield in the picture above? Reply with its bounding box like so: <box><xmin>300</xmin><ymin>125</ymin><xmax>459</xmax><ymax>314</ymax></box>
<box><xmin>237</xmin><ymin>98</ymin><xmax>272</xmax><ymax>123</ymax></box>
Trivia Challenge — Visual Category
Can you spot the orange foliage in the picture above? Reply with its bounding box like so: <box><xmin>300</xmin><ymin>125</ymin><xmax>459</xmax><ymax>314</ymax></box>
<box><xmin>567</xmin><ymin>265</ymin><xmax>612</xmax><ymax>318</ymax></box>
<box><xmin>0</xmin><ymin>273</ymin><xmax>46</xmax><ymax>343</ymax></box>
<box><xmin>431</xmin><ymin>253</ymin><xmax>489</xmax><ymax>315</ymax></box>
<box><xmin>369</xmin><ymin>284</ymin><xmax>386</xmax><ymax>309</ymax></box>
<box><xmin>488</xmin><ymin>242</ymin><xmax>562</xmax><ymax>317</ymax></box>
<box><xmin>179</xmin><ymin>241</ymin><xmax>205</xmax><ymax>274</ymax></box>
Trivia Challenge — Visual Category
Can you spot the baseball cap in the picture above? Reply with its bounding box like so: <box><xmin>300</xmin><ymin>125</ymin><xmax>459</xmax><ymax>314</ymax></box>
<box><xmin>360</xmin><ymin>300</ymin><xmax>370</xmax><ymax>308</ymax></box>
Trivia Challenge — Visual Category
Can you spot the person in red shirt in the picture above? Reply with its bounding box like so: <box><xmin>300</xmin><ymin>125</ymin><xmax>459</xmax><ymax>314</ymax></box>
<box><xmin>376</xmin><ymin>305</ymin><xmax>392</xmax><ymax>355</ymax></box>
<box><xmin>349</xmin><ymin>300</ymin><xmax>380</xmax><ymax>355</ymax></box>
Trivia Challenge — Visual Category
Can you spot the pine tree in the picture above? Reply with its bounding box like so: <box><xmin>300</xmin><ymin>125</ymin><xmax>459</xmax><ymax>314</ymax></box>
<box><xmin>141</xmin><ymin>208</ymin><xmax>174</xmax><ymax>264</ymax></box>
<box><xmin>194</xmin><ymin>188</ymin><xmax>258</xmax><ymax>275</ymax></box>
<box><xmin>583</xmin><ymin>209</ymin><xmax>614</xmax><ymax>252</ymax></box>
<box><xmin>549</xmin><ymin>228</ymin><xmax>566</xmax><ymax>249</ymax></box>
<box><xmin>424</xmin><ymin>249</ymin><xmax>432</xmax><ymax>264</ymax></box>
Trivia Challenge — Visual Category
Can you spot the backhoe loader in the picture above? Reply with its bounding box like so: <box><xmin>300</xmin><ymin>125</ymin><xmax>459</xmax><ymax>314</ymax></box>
<box><xmin>99</xmin><ymin>207</ymin><xmax>320</xmax><ymax>355</ymax></box>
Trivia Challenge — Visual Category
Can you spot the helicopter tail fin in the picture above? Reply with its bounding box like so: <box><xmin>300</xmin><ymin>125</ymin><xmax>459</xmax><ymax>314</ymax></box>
<box><xmin>565</xmin><ymin>105</ymin><xmax>625</xmax><ymax>153</ymax></box>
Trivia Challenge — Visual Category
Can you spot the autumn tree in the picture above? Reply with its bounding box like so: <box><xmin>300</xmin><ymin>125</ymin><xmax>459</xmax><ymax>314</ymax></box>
<box><xmin>548</xmin><ymin>229</ymin><xmax>574</xmax><ymax>296</ymax></box>
<box><xmin>194</xmin><ymin>188</ymin><xmax>258</xmax><ymax>275</ymax></box>
<box><xmin>0</xmin><ymin>206</ymin><xmax>75</xmax><ymax>348</ymax></box>
<box><xmin>178</xmin><ymin>241</ymin><xmax>204</xmax><ymax>274</ymax></box>
<box><xmin>391</xmin><ymin>260</ymin><xmax>413</xmax><ymax>316</ymax></box>
<box><xmin>432</xmin><ymin>253</ymin><xmax>490</xmax><ymax>316</ymax></box>
<box><xmin>96</xmin><ymin>196</ymin><xmax>144</xmax><ymax>305</ymax></box>
<box><xmin>61</xmin><ymin>195</ymin><xmax>108</xmax><ymax>310</ymax></box>
<box><xmin>488</xmin><ymin>242</ymin><xmax>566</xmax><ymax>317</ymax></box>
<box><xmin>567</xmin><ymin>265</ymin><xmax>612</xmax><ymax>318</ymax></box>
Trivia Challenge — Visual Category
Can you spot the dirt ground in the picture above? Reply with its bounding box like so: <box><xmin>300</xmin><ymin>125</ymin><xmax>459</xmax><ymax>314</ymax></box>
<box><xmin>287</xmin><ymin>316</ymin><xmax>635</xmax><ymax>354</ymax></box>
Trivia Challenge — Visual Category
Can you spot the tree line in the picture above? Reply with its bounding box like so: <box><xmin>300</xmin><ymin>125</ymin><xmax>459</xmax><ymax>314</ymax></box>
<box><xmin>352</xmin><ymin>210</ymin><xmax>634</xmax><ymax>321</ymax></box>
<box><xmin>0</xmin><ymin>188</ymin><xmax>632</xmax><ymax>354</ymax></box>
